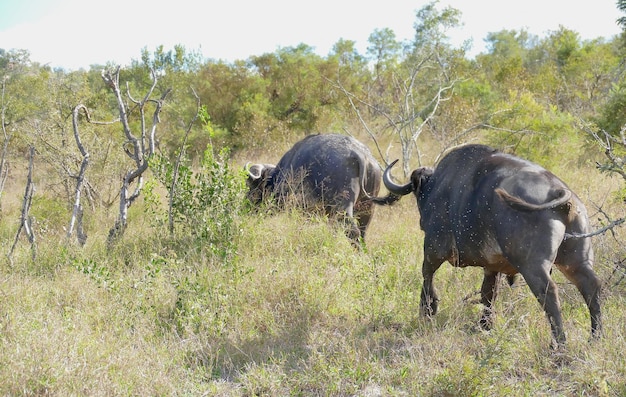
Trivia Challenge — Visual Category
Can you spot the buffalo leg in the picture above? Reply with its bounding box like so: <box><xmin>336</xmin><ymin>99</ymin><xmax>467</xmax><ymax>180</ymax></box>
<box><xmin>337</xmin><ymin>201</ymin><xmax>362</xmax><ymax>248</ymax></box>
<box><xmin>354</xmin><ymin>198</ymin><xmax>374</xmax><ymax>242</ymax></box>
<box><xmin>557</xmin><ymin>263</ymin><xmax>603</xmax><ymax>338</ymax></box>
<box><xmin>420</xmin><ymin>253</ymin><xmax>443</xmax><ymax>317</ymax></box>
<box><xmin>343</xmin><ymin>215</ymin><xmax>363</xmax><ymax>248</ymax></box>
<box><xmin>521</xmin><ymin>265</ymin><xmax>565</xmax><ymax>347</ymax></box>
<box><xmin>479</xmin><ymin>270</ymin><xmax>500</xmax><ymax>330</ymax></box>
<box><xmin>346</xmin><ymin>219</ymin><xmax>362</xmax><ymax>248</ymax></box>
<box><xmin>356</xmin><ymin>211</ymin><xmax>372</xmax><ymax>241</ymax></box>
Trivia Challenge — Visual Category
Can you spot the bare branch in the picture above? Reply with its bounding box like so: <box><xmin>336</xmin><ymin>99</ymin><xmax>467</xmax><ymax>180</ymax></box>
<box><xmin>0</xmin><ymin>76</ymin><xmax>12</xmax><ymax>205</ymax></box>
<box><xmin>67</xmin><ymin>105</ymin><xmax>91</xmax><ymax>244</ymax></box>
<box><xmin>8</xmin><ymin>146</ymin><xmax>36</xmax><ymax>263</ymax></box>
<box><xmin>102</xmin><ymin>67</ymin><xmax>137</xmax><ymax>152</ymax></box>
<box><xmin>563</xmin><ymin>218</ymin><xmax>625</xmax><ymax>240</ymax></box>
<box><xmin>103</xmin><ymin>66</ymin><xmax>170</xmax><ymax>244</ymax></box>
<box><xmin>326</xmin><ymin>77</ymin><xmax>387</xmax><ymax>165</ymax></box>
<box><xmin>71</xmin><ymin>105</ymin><xmax>90</xmax><ymax>157</ymax></box>
<box><xmin>581</xmin><ymin>120</ymin><xmax>626</xmax><ymax>182</ymax></box>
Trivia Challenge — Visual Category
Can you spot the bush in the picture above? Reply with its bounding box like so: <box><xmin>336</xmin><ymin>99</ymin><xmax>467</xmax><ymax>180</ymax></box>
<box><xmin>147</xmin><ymin>143</ymin><xmax>247</xmax><ymax>265</ymax></box>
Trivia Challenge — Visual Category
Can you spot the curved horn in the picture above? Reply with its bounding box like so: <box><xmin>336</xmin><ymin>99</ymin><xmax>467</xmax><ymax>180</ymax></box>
<box><xmin>383</xmin><ymin>159</ymin><xmax>413</xmax><ymax>196</ymax></box>
<box><xmin>245</xmin><ymin>162</ymin><xmax>262</xmax><ymax>179</ymax></box>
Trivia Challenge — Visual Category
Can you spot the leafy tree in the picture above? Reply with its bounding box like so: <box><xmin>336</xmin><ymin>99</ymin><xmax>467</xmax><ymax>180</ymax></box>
<box><xmin>596</xmin><ymin>3</ymin><xmax>626</xmax><ymax>136</ymax></box>
<box><xmin>331</xmin><ymin>39</ymin><xmax>367</xmax><ymax>72</ymax></box>
<box><xmin>599</xmin><ymin>84</ymin><xmax>626</xmax><ymax>135</ymax></box>
<box><xmin>250</xmin><ymin>44</ymin><xmax>329</xmax><ymax>134</ymax></box>
<box><xmin>485</xmin><ymin>92</ymin><xmax>584</xmax><ymax>169</ymax></box>
<box><xmin>368</xmin><ymin>1</ymin><xmax>466</xmax><ymax>174</ymax></box>
<box><xmin>479</xmin><ymin>29</ymin><xmax>536</xmax><ymax>89</ymax></box>
<box><xmin>196</xmin><ymin>60</ymin><xmax>271</xmax><ymax>150</ymax></box>
<box><xmin>324</xmin><ymin>39</ymin><xmax>371</xmax><ymax>128</ymax></box>
<box><xmin>411</xmin><ymin>0</ymin><xmax>462</xmax><ymax>50</ymax></box>
<box><xmin>363</xmin><ymin>29</ymin><xmax>404</xmax><ymax>123</ymax></box>
<box><xmin>138</xmin><ymin>44</ymin><xmax>203</xmax><ymax>73</ymax></box>
<box><xmin>367</xmin><ymin>28</ymin><xmax>402</xmax><ymax>78</ymax></box>
<box><xmin>473</xmin><ymin>27</ymin><xmax>623</xmax><ymax>168</ymax></box>
<box><xmin>524</xmin><ymin>28</ymin><xmax>619</xmax><ymax>116</ymax></box>
<box><xmin>618</xmin><ymin>0</ymin><xmax>626</xmax><ymax>29</ymax></box>
<box><xmin>0</xmin><ymin>50</ymin><xmax>51</xmax><ymax>150</ymax></box>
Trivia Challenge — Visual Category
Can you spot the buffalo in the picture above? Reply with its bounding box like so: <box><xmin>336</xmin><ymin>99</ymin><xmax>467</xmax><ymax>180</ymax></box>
<box><xmin>373</xmin><ymin>144</ymin><xmax>601</xmax><ymax>347</ymax></box>
<box><xmin>246</xmin><ymin>133</ymin><xmax>382</xmax><ymax>246</ymax></box>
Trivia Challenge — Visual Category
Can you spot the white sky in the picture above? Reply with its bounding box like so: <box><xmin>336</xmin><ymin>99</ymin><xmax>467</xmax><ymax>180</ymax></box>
<box><xmin>0</xmin><ymin>0</ymin><xmax>622</xmax><ymax>70</ymax></box>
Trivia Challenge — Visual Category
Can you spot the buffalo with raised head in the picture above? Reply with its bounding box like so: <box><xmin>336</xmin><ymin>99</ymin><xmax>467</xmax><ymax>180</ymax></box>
<box><xmin>374</xmin><ymin>144</ymin><xmax>602</xmax><ymax>347</ymax></box>
<box><xmin>246</xmin><ymin>133</ymin><xmax>382</xmax><ymax>246</ymax></box>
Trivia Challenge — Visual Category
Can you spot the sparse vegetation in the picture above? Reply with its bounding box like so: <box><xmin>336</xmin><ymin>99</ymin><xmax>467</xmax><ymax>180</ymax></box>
<box><xmin>1</xmin><ymin>1</ymin><xmax>626</xmax><ymax>395</ymax></box>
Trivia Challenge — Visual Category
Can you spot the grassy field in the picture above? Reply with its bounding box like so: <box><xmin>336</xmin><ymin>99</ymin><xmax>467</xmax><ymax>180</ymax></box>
<box><xmin>0</xmin><ymin>144</ymin><xmax>625</xmax><ymax>396</ymax></box>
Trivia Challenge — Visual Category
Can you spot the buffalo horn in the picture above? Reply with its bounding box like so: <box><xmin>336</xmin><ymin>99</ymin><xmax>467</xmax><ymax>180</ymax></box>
<box><xmin>245</xmin><ymin>162</ymin><xmax>261</xmax><ymax>179</ymax></box>
<box><xmin>383</xmin><ymin>159</ymin><xmax>413</xmax><ymax>196</ymax></box>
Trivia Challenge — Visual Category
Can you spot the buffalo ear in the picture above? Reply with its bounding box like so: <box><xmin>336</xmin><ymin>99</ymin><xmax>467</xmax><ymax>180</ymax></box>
<box><xmin>260</xmin><ymin>167</ymin><xmax>273</xmax><ymax>181</ymax></box>
<box><xmin>410</xmin><ymin>167</ymin><xmax>433</xmax><ymax>194</ymax></box>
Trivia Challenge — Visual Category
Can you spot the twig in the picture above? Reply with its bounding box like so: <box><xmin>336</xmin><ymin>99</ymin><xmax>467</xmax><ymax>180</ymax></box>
<box><xmin>563</xmin><ymin>217</ymin><xmax>625</xmax><ymax>240</ymax></box>
<box><xmin>325</xmin><ymin>77</ymin><xmax>387</xmax><ymax>165</ymax></box>
<box><xmin>8</xmin><ymin>146</ymin><xmax>36</xmax><ymax>264</ymax></box>
<box><xmin>0</xmin><ymin>76</ymin><xmax>12</xmax><ymax>206</ymax></box>
<box><xmin>67</xmin><ymin>105</ymin><xmax>91</xmax><ymax>244</ymax></box>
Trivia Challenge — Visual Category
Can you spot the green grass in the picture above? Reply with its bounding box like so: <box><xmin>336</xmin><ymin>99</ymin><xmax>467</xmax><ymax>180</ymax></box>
<box><xmin>0</xmin><ymin>179</ymin><xmax>625</xmax><ymax>395</ymax></box>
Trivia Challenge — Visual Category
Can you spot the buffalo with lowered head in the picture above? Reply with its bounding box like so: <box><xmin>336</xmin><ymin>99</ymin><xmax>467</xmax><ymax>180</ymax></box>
<box><xmin>246</xmin><ymin>133</ymin><xmax>382</xmax><ymax>246</ymax></box>
<box><xmin>374</xmin><ymin>144</ymin><xmax>601</xmax><ymax>347</ymax></box>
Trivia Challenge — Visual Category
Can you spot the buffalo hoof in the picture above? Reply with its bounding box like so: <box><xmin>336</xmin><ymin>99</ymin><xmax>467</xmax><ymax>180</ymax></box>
<box><xmin>478</xmin><ymin>316</ymin><xmax>494</xmax><ymax>331</ymax></box>
<box><xmin>419</xmin><ymin>299</ymin><xmax>438</xmax><ymax>317</ymax></box>
<box><xmin>479</xmin><ymin>308</ymin><xmax>496</xmax><ymax>330</ymax></box>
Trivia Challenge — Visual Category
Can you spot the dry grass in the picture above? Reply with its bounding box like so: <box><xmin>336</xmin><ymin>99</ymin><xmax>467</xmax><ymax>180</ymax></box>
<box><xmin>0</xmin><ymin>141</ymin><xmax>625</xmax><ymax>396</ymax></box>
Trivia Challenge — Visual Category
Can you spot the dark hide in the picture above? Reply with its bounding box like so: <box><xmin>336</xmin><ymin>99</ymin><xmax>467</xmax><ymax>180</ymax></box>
<box><xmin>246</xmin><ymin>134</ymin><xmax>382</xmax><ymax>245</ymax></box>
<box><xmin>373</xmin><ymin>144</ymin><xmax>602</xmax><ymax>347</ymax></box>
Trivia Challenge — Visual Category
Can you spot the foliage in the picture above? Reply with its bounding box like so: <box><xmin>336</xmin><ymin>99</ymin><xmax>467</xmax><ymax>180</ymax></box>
<box><xmin>195</xmin><ymin>60</ymin><xmax>276</xmax><ymax>151</ymax></box>
<box><xmin>618</xmin><ymin>0</ymin><xmax>626</xmax><ymax>30</ymax></box>
<box><xmin>484</xmin><ymin>91</ymin><xmax>584</xmax><ymax>169</ymax></box>
<box><xmin>248</xmin><ymin>44</ymin><xmax>342</xmax><ymax>136</ymax></box>
<box><xmin>597</xmin><ymin>82</ymin><xmax>626</xmax><ymax>135</ymax></box>
<box><xmin>148</xmin><ymin>141</ymin><xmax>247</xmax><ymax>264</ymax></box>
<box><xmin>367</xmin><ymin>27</ymin><xmax>402</xmax><ymax>75</ymax></box>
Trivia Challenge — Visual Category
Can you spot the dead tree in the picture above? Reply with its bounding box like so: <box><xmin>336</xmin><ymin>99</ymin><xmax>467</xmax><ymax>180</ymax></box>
<box><xmin>102</xmin><ymin>67</ymin><xmax>171</xmax><ymax>244</ymax></box>
<box><xmin>65</xmin><ymin>104</ymin><xmax>118</xmax><ymax>245</ymax></box>
<box><xmin>8</xmin><ymin>146</ymin><xmax>36</xmax><ymax>264</ymax></box>
<box><xmin>330</xmin><ymin>46</ymin><xmax>459</xmax><ymax>178</ymax></box>
<box><xmin>0</xmin><ymin>76</ymin><xmax>11</xmax><ymax>209</ymax></box>
<box><xmin>66</xmin><ymin>104</ymin><xmax>91</xmax><ymax>245</ymax></box>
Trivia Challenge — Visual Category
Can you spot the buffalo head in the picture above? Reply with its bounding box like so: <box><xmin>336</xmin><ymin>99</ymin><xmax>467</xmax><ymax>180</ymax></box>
<box><xmin>245</xmin><ymin>163</ymin><xmax>276</xmax><ymax>205</ymax></box>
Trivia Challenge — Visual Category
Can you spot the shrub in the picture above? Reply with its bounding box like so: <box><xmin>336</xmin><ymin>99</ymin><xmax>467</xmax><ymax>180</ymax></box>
<box><xmin>147</xmin><ymin>143</ymin><xmax>246</xmax><ymax>265</ymax></box>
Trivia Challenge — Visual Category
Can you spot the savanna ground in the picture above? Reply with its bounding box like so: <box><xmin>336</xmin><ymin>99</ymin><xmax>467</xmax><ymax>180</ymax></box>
<box><xmin>0</xmin><ymin>135</ymin><xmax>625</xmax><ymax>397</ymax></box>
